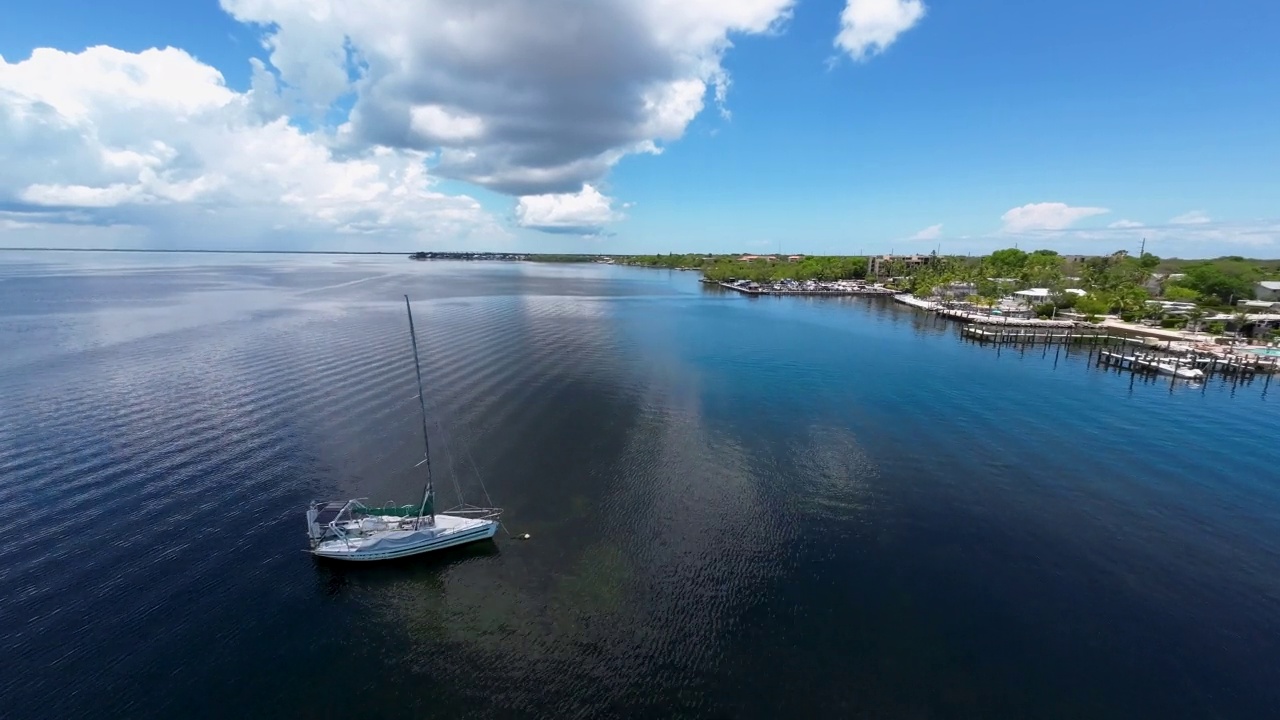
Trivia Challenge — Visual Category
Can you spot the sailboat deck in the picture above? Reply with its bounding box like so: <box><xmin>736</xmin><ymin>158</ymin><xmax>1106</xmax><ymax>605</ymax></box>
<box><xmin>312</xmin><ymin>501</ymin><xmax>349</xmax><ymax>528</ymax></box>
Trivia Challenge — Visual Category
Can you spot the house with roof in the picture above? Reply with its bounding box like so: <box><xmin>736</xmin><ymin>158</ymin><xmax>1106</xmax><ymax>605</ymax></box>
<box><xmin>1255</xmin><ymin>281</ymin><xmax>1280</xmax><ymax>302</ymax></box>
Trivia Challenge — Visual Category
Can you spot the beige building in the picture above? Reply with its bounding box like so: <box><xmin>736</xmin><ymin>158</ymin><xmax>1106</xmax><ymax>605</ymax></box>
<box><xmin>867</xmin><ymin>254</ymin><xmax>933</xmax><ymax>277</ymax></box>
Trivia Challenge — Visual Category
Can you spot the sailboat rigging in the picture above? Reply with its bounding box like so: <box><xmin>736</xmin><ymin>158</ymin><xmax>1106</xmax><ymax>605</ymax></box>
<box><xmin>305</xmin><ymin>296</ymin><xmax>502</xmax><ymax>561</ymax></box>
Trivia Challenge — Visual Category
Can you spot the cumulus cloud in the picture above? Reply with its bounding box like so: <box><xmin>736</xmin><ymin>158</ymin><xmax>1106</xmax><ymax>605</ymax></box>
<box><xmin>1108</xmin><ymin>219</ymin><xmax>1144</xmax><ymax>229</ymax></box>
<box><xmin>908</xmin><ymin>223</ymin><xmax>942</xmax><ymax>241</ymax></box>
<box><xmin>0</xmin><ymin>45</ymin><xmax>504</xmax><ymax>247</ymax></box>
<box><xmin>1170</xmin><ymin>210</ymin><xmax>1211</xmax><ymax>225</ymax></box>
<box><xmin>514</xmin><ymin>185</ymin><xmax>623</xmax><ymax>235</ymax></box>
<box><xmin>3</xmin><ymin>1</ymin><xmax>807</xmax><ymax>245</ymax></box>
<box><xmin>835</xmin><ymin>0</ymin><xmax>927</xmax><ymax>61</ymax></box>
<box><xmin>989</xmin><ymin>217</ymin><xmax>1278</xmax><ymax>257</ymax></box>
<box><xmin>221</xmin><ymin>0</ymin><xmax>796</xmax><ymax>199</ymax></box>
<box><xmin>1001</xmin><ymin>202</ymin><xmax>1109</xmax><ymax>232</ymax></box>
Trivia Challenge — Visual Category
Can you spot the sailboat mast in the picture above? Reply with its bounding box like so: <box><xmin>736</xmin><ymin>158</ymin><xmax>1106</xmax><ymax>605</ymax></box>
<box><xmin>404</xmin><ymin>295</ymin><xmax>434</xmax><ymax>525</ymax></box>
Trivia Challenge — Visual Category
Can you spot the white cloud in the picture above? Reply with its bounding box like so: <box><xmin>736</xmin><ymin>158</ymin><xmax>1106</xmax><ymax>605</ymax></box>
<box><xmin>0</xmin><ymin>45</ymin><xmax>504</xmax><ymax>247</ymax></box>
<box><xmin>985</xmin><ymin>218</ymin><xmax>1279</xmax><ymax>257</ymax></box>
<box><xmin>408</xmin><ymin>105</ymin><xmax>486</xmax><ymax>144</ymax></box>
<box><xmin>514</xmin><ymin>184</ymin><xmax>623</xmax><ymax>234</ymax></box>
<box><xmin>1170</xmin><ymin>210</ymin><xmax>1211</xmax><ymax>225</ymax></box>
<box><xmin>908</xmin><ymin>223</ymin><xmax>942</xmax><ymax>241</ymax></box>
<box><xmin>1001</xmin><ymin>202</ymin><xmax>1109</xmax><ymax>232</ymax></box>
<box><xmin>835</xmin><ymin>0</ymin><xmax>927</xmax><ymax>62</ymax></box>
<box><xmin>221</xmin><ymin>0</ymin><xmax>796</xmax><ymax>196</ymax></box>
<box><xmin>1108</xmin><ymin>219</ymin><xmax>1144</xmax><ymax>229</ymax></box>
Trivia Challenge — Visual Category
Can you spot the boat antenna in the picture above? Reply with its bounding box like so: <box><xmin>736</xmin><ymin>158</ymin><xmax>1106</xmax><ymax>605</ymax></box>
<box><xmin>404</xmin><ymin>295</ymin><xmax>434</xmax><ymax>527</ymax></box>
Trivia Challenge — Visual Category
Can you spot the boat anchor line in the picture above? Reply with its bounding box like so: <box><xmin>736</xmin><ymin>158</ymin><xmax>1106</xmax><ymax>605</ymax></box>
<box><xmin>304</xmin><ymin>295</ymin><xmax>505</xmax><ymax>562</ymax></box>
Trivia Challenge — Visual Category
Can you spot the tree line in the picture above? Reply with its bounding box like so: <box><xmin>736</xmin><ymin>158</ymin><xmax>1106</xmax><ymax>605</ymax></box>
<box><xmin>899</xmin><ymin>249</ymin><xmax>1279</xmax><ymax>332</ymax></box>
<box><xmin>614</xmin><ymin>249</ymin><xmax>1279</xmax><ymax>333</ymax></box>
<box><xmin>617</xmin><ymin>254</ymin><xmax>869</xmax><ymax>282</ymax></box>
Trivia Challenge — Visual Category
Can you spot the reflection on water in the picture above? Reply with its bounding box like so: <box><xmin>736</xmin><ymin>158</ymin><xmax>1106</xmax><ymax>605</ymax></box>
<box><xmin>0</xmin><ymin>254</ymin><xmax>1277</xmax><ymax>719</ymax></box>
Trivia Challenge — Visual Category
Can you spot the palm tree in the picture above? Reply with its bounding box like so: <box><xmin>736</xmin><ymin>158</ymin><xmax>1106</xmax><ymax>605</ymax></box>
<box><xmin>973</xmin><ymin>294</ymin><xmax>1000</xmax><ymax>316</ymax></box>
<box><xmin>1114</xmin><ymin>285</ymin><xmax>1150</xmax><ymax>319</ymax></box>
<box><xmin>1185</xmin><ymin>308</ymin><xmax>1206</xmax><ymax>335</ymax></box>
<box><xmin>1233</xmin><ymin>311</ymin><xmax>1252</xmax><ymax>343</ymax></box>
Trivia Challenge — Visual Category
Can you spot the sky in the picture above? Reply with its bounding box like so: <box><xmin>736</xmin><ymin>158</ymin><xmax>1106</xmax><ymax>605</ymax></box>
<box><xmin>0</xmin><ymin>0</ymin><xmax>1277</xmax><ymax>257</ymax></box>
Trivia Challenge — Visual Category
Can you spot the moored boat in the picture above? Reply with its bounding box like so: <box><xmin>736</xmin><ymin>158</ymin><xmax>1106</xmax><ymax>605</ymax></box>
<box><xmin>306</xmin><ymin>296</ymin><xmax>502</xmax><ymax>561</ymax></box>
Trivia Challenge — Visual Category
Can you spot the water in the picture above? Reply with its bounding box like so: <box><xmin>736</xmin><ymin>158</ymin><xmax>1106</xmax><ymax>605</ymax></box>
<box><xmin>1</xmin><ymin>253</ymin><xmax>1277</xmax><ymax>719</ymax></box>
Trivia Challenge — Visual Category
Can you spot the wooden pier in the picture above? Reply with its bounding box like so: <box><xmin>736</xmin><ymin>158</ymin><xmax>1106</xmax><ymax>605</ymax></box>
<box><xmin>962</xmin><ymin>326</ymin><xmax>1133</xmax><ymax>346</ymax></box>
<box><xmin>964</xmin><ymin>324</ymin><xmax>1278</xmax><ymax>381</ymax></box>
<box><xmin>1097</xmin><ymin>351</ymin><xmax>1203</xmax><ymax>378</ymax></box>
<box><xmin>1095</xmin><ymin>348</ymin><xmax>1274</xmax><ymax>379</ymax></box>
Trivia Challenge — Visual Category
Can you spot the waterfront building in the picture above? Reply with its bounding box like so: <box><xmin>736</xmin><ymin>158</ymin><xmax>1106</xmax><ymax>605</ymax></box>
<box><xmin>1255</xmin><ymin>281</ymin><xmax>1280</xmax><ymax>302</ymax></box>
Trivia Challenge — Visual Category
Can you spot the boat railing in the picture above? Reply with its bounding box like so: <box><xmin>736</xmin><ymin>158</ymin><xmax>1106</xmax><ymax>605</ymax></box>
<box><xmin>442</xmin><ymin>504</ymin><xmax>504</xmax><ymax>520</ymax></box>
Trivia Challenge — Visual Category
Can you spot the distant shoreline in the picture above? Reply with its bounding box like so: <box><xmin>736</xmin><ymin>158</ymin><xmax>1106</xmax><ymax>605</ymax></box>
<box><xmin>0</xmin><ymin>247</ymin><xmax>411</xmax><ymax>255</ymax></box>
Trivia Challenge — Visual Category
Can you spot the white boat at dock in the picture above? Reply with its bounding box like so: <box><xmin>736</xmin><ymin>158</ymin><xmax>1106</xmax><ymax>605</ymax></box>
<box><xmin>306</xmin><ymin>296</ymin><xmax>502</xmax><ymax>562</ymax></box>
<box><xmin>721</xmin><ymin>279</ymin><xmax>893</xmax><ymax>295</ymax></box>
<box><xmin>1100</xmin><ymin>351</ymin><xmax>1205</xmax><ymax>380</ymax></box>
<box><xmin>1147</xmin><ymin>359</ymin><xmax>1205</xmax><ymax>380</ymax></box>
<box><xmin>893</xmin><ymin>294</ymin><xmax>1076</xmax><ymax>327</ymax></box>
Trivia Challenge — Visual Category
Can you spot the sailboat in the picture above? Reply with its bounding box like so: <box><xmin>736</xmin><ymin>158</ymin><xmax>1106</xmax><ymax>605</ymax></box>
<box><xmin>305</xmin><ymin>296</ymin><xmax>502</xmax><ymax>561</ymax></box>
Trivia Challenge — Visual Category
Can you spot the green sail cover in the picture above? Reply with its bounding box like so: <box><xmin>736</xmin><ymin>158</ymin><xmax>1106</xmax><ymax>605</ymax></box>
<box><xmin>356</xmin><ymin>499</ymin><xmax>432</xmax><ymax>517</ymax></box>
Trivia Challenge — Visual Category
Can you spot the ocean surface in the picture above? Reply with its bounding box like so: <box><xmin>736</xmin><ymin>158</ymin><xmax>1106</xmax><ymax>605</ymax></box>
<box><xmin>1</xmin><ymin>253</ymin><xmax>1277</xmax><ymax>719</ymax></box>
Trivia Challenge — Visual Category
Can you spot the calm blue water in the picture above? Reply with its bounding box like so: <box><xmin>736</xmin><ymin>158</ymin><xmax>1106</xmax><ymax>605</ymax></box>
<box><xmin>1</xmin><ymin>253</ymin><xmax>1277</xmax><ymax>718</ymax></box>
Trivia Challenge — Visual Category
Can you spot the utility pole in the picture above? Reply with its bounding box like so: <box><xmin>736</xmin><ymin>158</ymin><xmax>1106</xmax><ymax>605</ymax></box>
<box><xmin>1139</xmin><ymin>237</ymin><xmax>1146</xmax><ymax>257</ymax></box>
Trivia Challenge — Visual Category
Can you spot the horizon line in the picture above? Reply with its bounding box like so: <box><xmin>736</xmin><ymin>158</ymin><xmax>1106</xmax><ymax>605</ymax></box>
<box><xmin>1</xmin><ymin>247</ymin><xmax>1275</xmax><ymax>261</ymax></box>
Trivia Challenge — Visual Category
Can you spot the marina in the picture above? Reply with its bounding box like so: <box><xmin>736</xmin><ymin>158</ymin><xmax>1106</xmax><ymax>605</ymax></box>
<box><xmin>887</xmin><ymin>292</ymin><xmax>1280</xmax><ymax>381</ymax></box>
<box><xmin>962</xmin><ymin>326</ymin><xmax>1278</xmax><ymax>378</ymax></box>
<box><xmin>893</xmin><ymin>294</ymin><xmax>1077</xmax><ymax>327</ymax></box>
<box><xmin>717</xmin><ymin>279</ymin><xmax>896</xmax><ymax>296</ymax></box>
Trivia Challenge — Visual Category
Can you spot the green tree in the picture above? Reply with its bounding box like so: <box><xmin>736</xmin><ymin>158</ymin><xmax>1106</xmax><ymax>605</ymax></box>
<box><xmin>1113</xmin><ymin>285</ymin><xmax>1152</xmax><ymax>319</ymax></box>
<box><xmin>973</xmin><ymin>294</ymin><xmax>1000</xmax><ymax>313</ymax></box>
<box><xmin>987</xmin><ymin>248</ymin><xmax>1029</xmax><ymax>277</ymax></box>
<box><xmin>1050</xmin><ymin>291</ymin><xmax>1079</xmax><ymax>310</ymax></box>
<box><xmin>1018</xmin><ymin>251</ymin><xmax>1066</xmax><ymax>289</ymax></box>
<box><xmin>1175</xmin><ymin>263</ymin><xmax>1256</xmax><ymax>305</ymax></box>
<box><xmin>1075</xmin><ymin>295</ymin><xmax>1110</xmax><ymax>321</ymax></box>
<box><xmin>1162</xmin><ymin>285</ymin><xmax>1200</xmax><ymax>302</ymax></box>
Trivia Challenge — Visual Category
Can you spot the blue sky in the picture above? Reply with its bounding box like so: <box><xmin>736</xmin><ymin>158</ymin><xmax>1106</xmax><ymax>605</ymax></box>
<box><xmin>1</xmin><ymin>0</ymin><xmax>1277</xmax><ymax>257</ymax></box>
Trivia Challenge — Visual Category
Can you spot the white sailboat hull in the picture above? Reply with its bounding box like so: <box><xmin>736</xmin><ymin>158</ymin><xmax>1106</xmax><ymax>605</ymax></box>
<box><xmin>312</xmin><ymin>513</ymin><xmax>498</xmax><ymax>562</ymax></box>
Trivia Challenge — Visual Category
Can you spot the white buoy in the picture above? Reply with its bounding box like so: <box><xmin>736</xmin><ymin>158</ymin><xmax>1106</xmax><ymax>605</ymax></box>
<box><xmin>521</xmin><ymin>533</ymin><xmax>531</xmax><ymax>540</ymax></box>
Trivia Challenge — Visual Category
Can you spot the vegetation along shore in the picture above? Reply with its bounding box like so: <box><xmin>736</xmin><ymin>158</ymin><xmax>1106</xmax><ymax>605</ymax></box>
<box><xmin>406</xmin><ymin>248</ymin><xmax>1280</xmax><ymax>355</ymax></box>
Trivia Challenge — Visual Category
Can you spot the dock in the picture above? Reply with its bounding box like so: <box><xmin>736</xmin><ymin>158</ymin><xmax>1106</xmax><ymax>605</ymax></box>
<box><xmin>1095</xmin><ymin>349</ymin><xmax>1277</xmax><ymax>378</ymax></box>
<box><xmin>1097</xmin><ymin>351</ymin><xmax>1205</xmax><ymax>379</ymax></box>
<box><xmin>962</xmin><ymin>323</ymin><xmax>1279</xmax><ymax>379</ymax></box>
<box><xmin>962</xmin><ymin>326</ymin><xmax>1133</xmax><ymax>346</ymax></box>
<box><xmin>893</xmin><ymin>294</ymin><xmax>1077</xmax><ymax>327</ymax></box>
